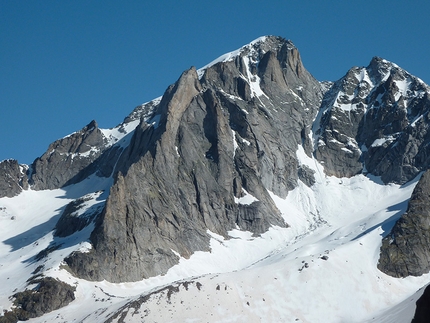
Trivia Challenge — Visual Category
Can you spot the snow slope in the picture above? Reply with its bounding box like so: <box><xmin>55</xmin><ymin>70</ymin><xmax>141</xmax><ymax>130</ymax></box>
<box><xmin>1</xmin><ymin>144</ymin><xmax>428</xmax><ymax>323</ymax></box>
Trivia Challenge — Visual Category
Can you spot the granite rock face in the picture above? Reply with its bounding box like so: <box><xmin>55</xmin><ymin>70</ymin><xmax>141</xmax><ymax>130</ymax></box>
<box><xmin>0</xmin><ymin>159</ymin><xmax>28</xmax><ymax>198</ymax></box>
<box><xmin>65</xmin><ymin>36</ymin><xmax>324</xmax><ymax>282</ymax></box>
<box><xmin>29</xmin><ymin>120</ymin><xmax>109</xmax><ymax>190</ymax></box>
<box><xmin>27</xmin><ymin>98</ymin><xmax>162</xmax><ymax>193</ymax></box>
<box><xmin>378</xmin><ymin>170</ymin><xmax>430</xmax><ymax>277</ymax></box>
<box><xmin>54</xmin><ymin>191</ymin><xmax>105</xmax><ymax>237</ymax></box>
<box><xmin>315</xmin><ymin>57</ymin><xmax>430</xmax><ymax>184</ymax></box>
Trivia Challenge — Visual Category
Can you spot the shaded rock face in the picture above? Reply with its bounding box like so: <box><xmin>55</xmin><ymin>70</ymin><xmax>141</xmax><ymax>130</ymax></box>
<box><xmin>315</xmin><ymin>57</ymin><xmax>430</xmax><ymax>184</ymax></box>
<box><xmin>411</xmin><ymin>284</ymin><xmax>430</xmax><ymax>323</ymax></box>
<box><xmin>378</xmin><ymin>170</ymin><xmax>430</xmax><ymax>277</ymax></box>
<box><xmin>29</xmin><ymin>120</ymin><xmax>109</xmax><ymax>190</ymax></box>
<box><xmin>66</xmin><ymin>36</ymin><xmax>324</xmax><ymax>282</ymax></box>
<box><xmin>0</xmin><ymin>159</ymin><xmax>28</xmax><ymax>198</ymax></box>
<box><xmin>54</xmin><ymin>192</ymin><xmax>104</xmax><ymax>237</ymax></box>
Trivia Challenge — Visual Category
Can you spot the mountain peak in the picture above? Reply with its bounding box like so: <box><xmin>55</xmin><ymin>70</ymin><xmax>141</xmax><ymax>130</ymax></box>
<box><xmin>197</xmin><ymin>35</ymin><xmax>296</xmax><ymax>78</ymax></box>
<box><xmin>2</xmin><ymin>36</ymin><xmax>430</xmax><ymax>322</ymax></box>
<box><xmin>365</xmin><ymin>55</ymin><xmax>429</xmax><ymax>88</ymax></box>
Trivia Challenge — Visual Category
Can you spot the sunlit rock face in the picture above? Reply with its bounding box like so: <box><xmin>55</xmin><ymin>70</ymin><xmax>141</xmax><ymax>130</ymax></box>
<box><xmin>66</xmin><ymin>36</ymin><xmax>325</xmax><ymax>282</ymax></box>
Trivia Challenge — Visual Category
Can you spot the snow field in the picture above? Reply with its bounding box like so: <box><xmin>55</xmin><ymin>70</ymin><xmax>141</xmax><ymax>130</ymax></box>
<box><xmin>0</xmin><ymin>145</ymin><xmax>429</xmax><ymax>322</ymax></box>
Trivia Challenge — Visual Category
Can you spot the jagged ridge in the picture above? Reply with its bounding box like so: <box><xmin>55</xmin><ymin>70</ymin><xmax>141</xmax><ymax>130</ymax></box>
<box><xmin>315</xmin><ymin>57</ymin><xmax>430</xmax><ymax>183</ymax></box>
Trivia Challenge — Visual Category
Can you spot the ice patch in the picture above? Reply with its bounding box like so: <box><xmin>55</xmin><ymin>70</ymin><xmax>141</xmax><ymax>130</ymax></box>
<box><xmin>371</xmin><ymin>135</ymin><xmax>397</xmax><ymax>147</ymax></box>
<box><xmin>148</xmin><ymin>114</ymin><xmax>161</xmax><ymax>129</ymax></box>
<box><xmin>242</xmin><ymin>55</ymin><xmax>268</xmax><ymax>99</ymax></box>
<box><xmin>100</xmin><ymin>119</ymin><xmax>140</xmax><ymax>148</ymax></box>
<box><xmin>234</xmin><ymin>189</ymin><xmax>259</xmax><ymax>205</ymax></box>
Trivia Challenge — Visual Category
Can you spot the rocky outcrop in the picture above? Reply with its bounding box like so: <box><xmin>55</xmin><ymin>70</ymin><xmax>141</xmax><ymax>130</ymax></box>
<box><xmin>0</xmin><ymin>277</ymin><xmax>75</xmax><ymax>323</ymax></box>
<box><xmin>378</xmin><ymin>170</ymin><xmax>430</xmax><ymax>277</ymax></box>
<box><xmin>55</xmin><ymin>192</ymin><xmax>104</xmax><ymax>237</ymax></box>
<box><xmin>104</xmin><ymin>280</ymin><xmax>203</xmax><ymax>323</ymax></box>
<box><xmin>0</xmin><ymin>159</ymin><xmax>28</xmax><ymax>198</ymax></box>
<box><xmin>313</xmin><ymin>66</ymin><xmax>366</xmax><ymax>178</ymax></box>
<box><xmin>122</xmin><ymin>97</ymin><xmax>161</xmax><ymax>124</ymax></box>
<box><xmin>65</xmin><ymin>36</ymin><xmax>323</xmax><ymax>282</ymax></box>
<box><xmin>29</xmin><ymin>120</ymin><xmax>109</xmax><ymax>190</ymax></box>
<box><xmin>315</xmin><ymin>57</ymin><xmax>430</xmax><ymax>184</ymax></box>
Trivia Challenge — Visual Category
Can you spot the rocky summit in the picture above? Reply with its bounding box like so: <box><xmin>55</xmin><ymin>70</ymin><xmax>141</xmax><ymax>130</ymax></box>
<box><xmin>2</xmin><ymin>35</ymin><xmax>430</xmax><ymax>322</ymax></box>
<box><xmin>65</xmin><ymin>36</ymin><xmax>321</xmax><ymax>283</ymax></box>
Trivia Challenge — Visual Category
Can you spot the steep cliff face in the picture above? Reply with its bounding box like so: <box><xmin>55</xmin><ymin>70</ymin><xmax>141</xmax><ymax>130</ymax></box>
<box><xmin>200</xmin><ymin>37</ymin><xmax>323</xmax><ymax>197</ymax></box>
<box><xmin>378</xmin><ymin>170</ymin><xmax>430</xmax><ymax>277</ymax></box>
<box><xmin>0</xmin><ymin>159</ymin><xmax>28</xmax><ymax>198</ymax></box>
<box><xmin>65</xmin><ymin>36</ymin><xmax>323</xmax><ymax>282</ymax></box>
<box><xmin>315</xmin><ymin>57</ymin><xmax>430</xmax><ymax>184</ymax></box>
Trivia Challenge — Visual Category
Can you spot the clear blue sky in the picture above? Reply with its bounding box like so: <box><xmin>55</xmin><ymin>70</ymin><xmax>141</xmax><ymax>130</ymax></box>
<box><xmin>2</xmin><ymin>1</ymin><xmax>430</xmax><ymax>164</ymax></box>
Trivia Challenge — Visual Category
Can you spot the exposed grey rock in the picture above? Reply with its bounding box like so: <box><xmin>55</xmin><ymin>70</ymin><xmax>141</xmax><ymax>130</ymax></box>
<box><xmin>298</xmin><ymin>164</ymin><xmax>316</xmax><ymax>187</ymax></box>
<box><xmin>0</xmin><ymin>277</ymin><xmax>75</xmax><ymax>322</ymax></box>
<box><xmin>122</xmin><ymin>97</ymin><xmax>161</xmax><ymax>125</ymax></box>
<box><xmin>65</xmin><ymin>36</ymin><xmax>324</xmax><ymax>282</ymax></box>
<box><xmin>314</xmin><ymin>57</ymin><xmax>430</xmax><ymax>184</ymax></box>
<box><xmin>54</xmin><ymin>192</ymin><xmax>104</xmax><ymax>237</ymax></box>
<box><xmin>28</xmin><ymin>99</ymin><xmax>162</xmax><ymax>192</ymax></box>
<box><xmin>0</xmin><ymin>159</ymin><xmax>28</xmax><ymax>198</ymax></box>
<box><xmin>66</xmin><ymin>68</ymin><xmax>214</xmax><ymax>282</ymax></box>
<box><xmin>201</xmin><ymin>36</ymin><xmax>323</xmax><ymax>197</ymax></box>
<box><xmin>29</xmin><ymin>120</ymin><xmax>108</xmax><ymax>190</ymax></box>
<box><xmin>378</xmin><ymin>170</ymin><xmax>430</xmax><ymax>277</ymax></box>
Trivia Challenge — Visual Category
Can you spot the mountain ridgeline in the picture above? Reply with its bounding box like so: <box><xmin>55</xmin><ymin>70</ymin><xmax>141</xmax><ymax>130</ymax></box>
<box><xmin>2</xmin><ymin>36</ymin><xmax>430</xmax><ymax>285</ymax></box>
